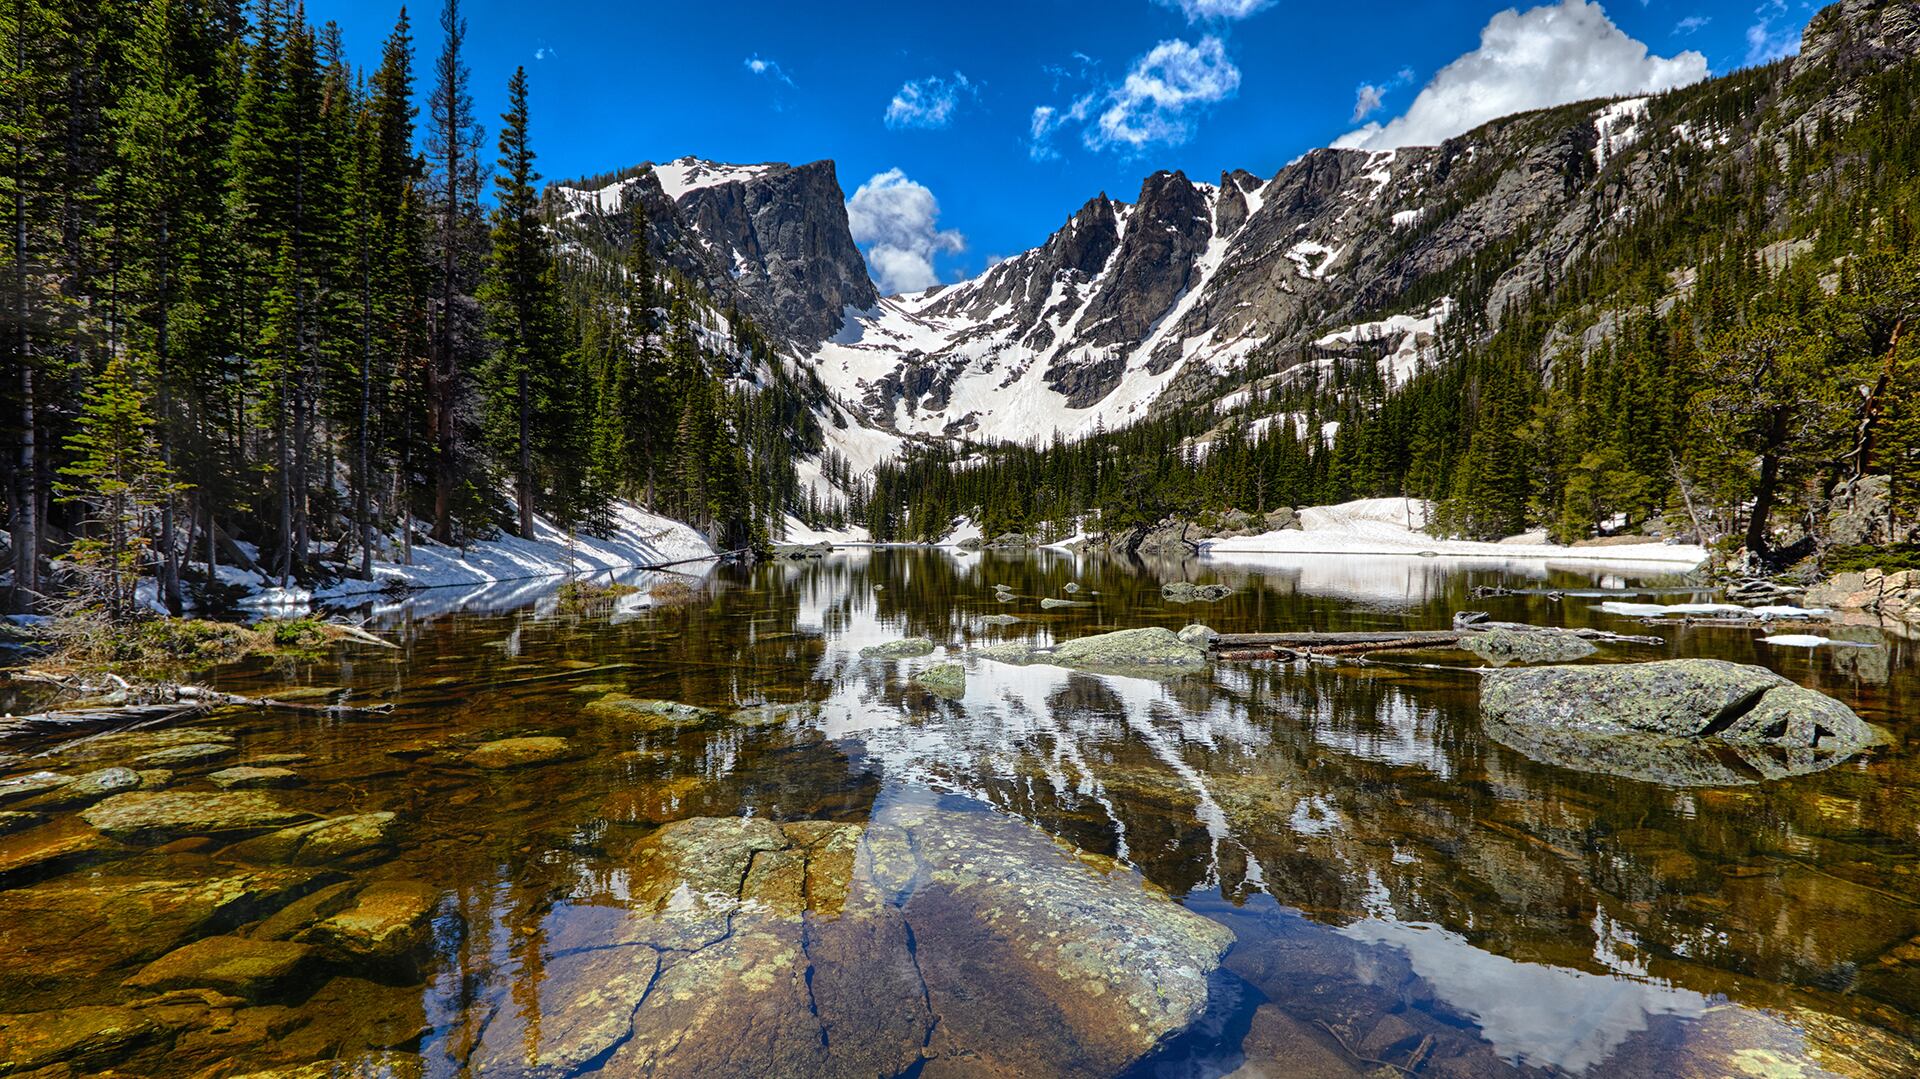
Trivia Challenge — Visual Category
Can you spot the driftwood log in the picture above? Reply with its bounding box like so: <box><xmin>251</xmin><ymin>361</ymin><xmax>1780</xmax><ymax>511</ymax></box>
<box><xmin>2</xmin><ymin>669</ymin><xmax>393</xmax><ymax>738</ymax></box>
<box><xmin>1210</xmin><ymin>624</ymin><xmax>1663</xmax><ymax>662</ymax></box>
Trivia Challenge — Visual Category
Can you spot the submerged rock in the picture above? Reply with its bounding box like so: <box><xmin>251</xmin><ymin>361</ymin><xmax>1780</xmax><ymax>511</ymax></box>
<box><xmin>0</xmin><ymin>818</ymin><xmax>126</xmax><ymax>885</ymax></box>
<box><xmin>25</xmin><ymin>766</ymin><xmax>142</xmax><ymax>808</ymax></box>
<box><xmin>1460</xmin><ymin>628</ymin><xmax>1598</xmax><ymax>665</ymax></box>
<box><xmin>124</xmin><ymin>935</ymin><xmax>315</xmax><ymax>1001</ymax></box>
<box><xmin>583</xmin><ymin>694</ymin><xmax>720</xmax><ymax>731</ymax></box>
<box><xmin>0</xmin><ymin>1005</ymin><xmax>164</xmax><ymax>1075</ymax></box>
<box><xmin>224</xmin><ymin>813</ymin><xmax>398</xmax><ymax>867</ymax></box>
<box><xmin>208</xmin><ymin>766</ymin><xmax>303</xmax><ymax>790</ymax></box>
<box><xmin>1481</xmin><ymin>659</ymin><xmax>1880</xmax><ymax>785</ymax></box>
<box><xmin>463</xmin><ymin>737</ymin><xmax>574</xmax><ymax>769</ymax></box>
<box><xmin>860</xmin><ymin>637</ymin><xmax>936</xmax><ymax>659</ymax></box>
<box><xmin>0</xmin><ymin>772</ymin><xmax>72</xmax><ymax>804</ymax></box>
<box><xmin>727</xmin><ymin>702</ymin><xmax>817</xmax><ymax>729</ymax></box>
<box><xmin>0</xmin><ymin>870</ymin><xmax>333</xmax><ymax>1007</ymax></box>
<box><xmin>1039</xmin><ymin>597</ymin><xmax>1090</xmax><ymax>609</ymax></box>
<box><xmin>81</xmin><ymin>791</ymin><xmax>313</xmax><ymax>843</ymax></box>
<box><xmin>979</xmin><ymin>614</ymin><xmax>1021</xmax><ymax>626</ymax></box>
<box><xmin>914</xmin><ymin>662</ymin><xmax>967</xmax><ymax>698</ymax></box>
<box><xmin>133</xmin><ymin>742</ymin><xmax>238</xmax><ymax>767</ymax></box>
<box><xmin>980</xmin><ymin>627</ymin><xmax>1209</xmax><ymax>674</ymax></box>
<box><xmin>467</xmin><ymin>808</ymin><xmax>1231</xmax><ymax>1079</ymax></box>
<box><xmin>0</xmin><ymin>811</ymin><xmax>47</xmax><ymax>836</ymax></box>
<box><xmin>228</xmin><ymin>1052</ymin><xmax>427</xmax><ymax>1079</ymax></box>
<box><xmin>297</xmin><ymin>880</ymin><xmax>439</xmax><ymax>965</ymax></box>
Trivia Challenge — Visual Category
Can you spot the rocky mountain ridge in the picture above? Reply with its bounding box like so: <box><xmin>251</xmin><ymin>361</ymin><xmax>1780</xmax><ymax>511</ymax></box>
<box><xmin>553</xmin><ymin>0</ymin><xmax>1918</xmax><ymax>450</ymax></box>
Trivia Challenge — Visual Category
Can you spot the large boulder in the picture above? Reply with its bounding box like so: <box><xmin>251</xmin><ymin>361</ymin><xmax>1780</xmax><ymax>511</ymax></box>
<box><xmin>464</xmin><ymin>807</ymin><xmax>1232</xmax><ymax>1079</ymax></box>
<box><xmin>1481</xmin><ymin>659</ymin><xmax>1880</xmax><ymax>785</ymax></box>
<box><xmin>978</xmin><ymin>626</ymin><xmax>1209</xmax><ymax>674</ymax></box>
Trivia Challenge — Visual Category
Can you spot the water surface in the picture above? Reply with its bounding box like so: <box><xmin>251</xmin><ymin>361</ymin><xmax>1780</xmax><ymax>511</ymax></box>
<box><xmin>3</xmin><ymin>548</ymin><xmax>1918</xmax><ymax>1077</ymax></box>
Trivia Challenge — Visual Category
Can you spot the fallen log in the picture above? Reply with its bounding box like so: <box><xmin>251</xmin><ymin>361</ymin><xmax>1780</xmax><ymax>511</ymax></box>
<box><xmin>1211</xmin><ymin>623</ymin><xmax>1663</xmax><ymax>661</ymax></box>
<box><xmin>3</xmin><ymin>669</ymin><xmax>393</xmax><ymax>732</ymax></box>
<box><xmin>1214</xmin><ymin>630</ymin><xmax>1464</xmax><ymax>649</ymax></box>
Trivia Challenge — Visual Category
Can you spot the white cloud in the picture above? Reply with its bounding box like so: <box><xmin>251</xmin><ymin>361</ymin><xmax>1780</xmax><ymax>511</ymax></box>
<box><xmin>1089</xmin><ymin>35</ymin><xmax>1241</xmax><ymax>150</ymax></box>
<box><xmin>1333</xmin><ymin>0</ymin><xmax>1709</xmax><ymax>151</ymax></box>
<box><xmin>1673</xmin><ymin>14</ymin><xmax>1711</xmax><ymax>35</ymax></box>
<box><xmin>885</xmin><ymin>72</ymin><xmax>976</xmax><ymax>130</ymax></box>
<box><xmin>1156</xmin><ymin>0</ymin><xmax>1276</xmax><ymax>22</ymax></box>
<box><xmin>534</xmin><ymin>45</ymin><xmax>555</xmax><ymax>61</ymax></box>
<box><xmin>1744</xmin><ymin>1</ymin><xmax>1799</xmax><ymax>65</ymax></box>
<box><xmin>845</xmin><ymin>169</ymin><xmax>966</xmax><ymax>295</ymax></box>
<box><xmin>1352</xmin><ymin>67</ymin><xmax>1415</xmax><ymax>122</ymax></box>
<box><xmin>743</xmin><ymin>54</ymin><xmax>794</xmax><ymax>86</ymax></box>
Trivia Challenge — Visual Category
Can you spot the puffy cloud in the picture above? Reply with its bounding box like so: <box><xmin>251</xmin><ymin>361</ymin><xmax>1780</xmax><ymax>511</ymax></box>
<box><xmin>1156</xmin><ymin>0</ymin><xmax>1276</xmax><ymax>22</ymax></box>
<box><xmin>743</xmin><ymin>54</ymin><xmax>794</xmax><ymax>86</ymax></box>
<box><xmin>845</xmin><ymin>169</ymin><xmax>967</xmax><ymax>295</ymax></box>
<box><xmin>1090</xmin><ymin>36</ymin><xmax>1241</xmax><ymax>150</ymax></box>
<box><xmin>884</xmin><ymin>72</ymin><xmax>977</xmax><ymax>130</ymax></box>
<box><xmin>1333</xmin><ymin>0</ymin><xmax>1708</xmax><ymax>151</ymax></box>
<box><xmin>1352</xmin><ymin>67</ymin><xmax>1415</xmax><ymax>122</ymax></box>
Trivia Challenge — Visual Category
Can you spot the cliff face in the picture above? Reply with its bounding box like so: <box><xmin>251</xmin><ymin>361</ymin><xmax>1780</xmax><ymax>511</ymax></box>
<box><xmin>553</xmin><ymin>157</ymin><xmax>875</xmax><ymax>347</ymax></box>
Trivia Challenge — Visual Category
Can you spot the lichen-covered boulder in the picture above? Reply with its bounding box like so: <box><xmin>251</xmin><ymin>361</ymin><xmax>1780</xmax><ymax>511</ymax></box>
<box><xmin>1460</xmin><ymin>628</ymin><xmax>1598</xmax><ymax>665</ymax></box>
<box><xmin>980</xmin><ymin>627</ymin><xmax>1208</xmax><ymax>674</ymax></box>
<box><xmin>583</xmin><ymin>694</ymin><xmax>720</xmax><ymax>731</ymax></box>
<box><xmin>860</xmin><ymin>637</ymin><xmax>936</xmax><ymax>659</ymax></box>
<box><xmin>1176</xmin><ymin>624</ymin><xmax>1217</xmax><ymax>648</ymax></box>
<box><xmin>914</xmin><ymin>662</ymin><xmax>967</xmax><ymax>698</ymax></box>
<box><xmin>1481</xmin><ymin>659</ymin><xmax>1880</xmax><ymax>785</ymax></box>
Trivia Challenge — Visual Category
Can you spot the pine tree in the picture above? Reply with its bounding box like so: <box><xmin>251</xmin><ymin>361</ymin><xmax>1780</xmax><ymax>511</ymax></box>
<box><xmin>57</xmin><ymin>353</ymin><xmax>180</xmax><ymax>620</ymax></box>
<box><xmin>424</xmin><ymin>0</ymin><xmax>482</xmax><ymax>542</ymax></box>
<box><xmin>479</xmin><ymin>65</ymin><xmax>566</xmax><ymax>537</ymax></box>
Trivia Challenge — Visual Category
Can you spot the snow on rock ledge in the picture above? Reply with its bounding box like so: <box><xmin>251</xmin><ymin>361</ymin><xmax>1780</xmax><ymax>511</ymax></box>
<box><xmin>241</xmin><ymin>502</ymin><xmax>716</xmax><ymax>612</ymax></box>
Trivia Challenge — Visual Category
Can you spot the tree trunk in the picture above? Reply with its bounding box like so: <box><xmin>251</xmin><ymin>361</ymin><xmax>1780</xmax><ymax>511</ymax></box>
<box><xmin>1745</xmin><ymin>406</ymin><xmax>1792</xmax><ymax>558</ymax></box>
<box><xmin>518</xmin><ymin>365</ymin><xmax>532</xmax><ymax>537</ymax></box>
<box><xmin>155</xmin><ymin>213</ymin><xmax>181</xmax><ymax>614</ymax></box>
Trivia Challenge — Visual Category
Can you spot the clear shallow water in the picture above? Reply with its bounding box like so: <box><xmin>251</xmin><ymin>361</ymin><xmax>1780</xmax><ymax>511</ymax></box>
<box><xmin>2</xmin><ymin>548</ymin><xmax>1919</xmax><ymax>1077</ymax></box>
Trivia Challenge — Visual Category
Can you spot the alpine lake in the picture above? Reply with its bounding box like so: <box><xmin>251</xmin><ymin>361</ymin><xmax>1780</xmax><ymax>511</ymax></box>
<box><xmin>3</xmin><ymin>547</ymin><xmax>1920</xmax><ymax>1079</ymax></box>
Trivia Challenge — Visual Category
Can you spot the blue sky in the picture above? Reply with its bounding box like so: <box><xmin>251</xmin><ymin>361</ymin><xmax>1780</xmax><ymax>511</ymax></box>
<box><xmin>304</xmin><ymin>0</ymin><xmax>1818</xmax><ymax>292</ymax></box>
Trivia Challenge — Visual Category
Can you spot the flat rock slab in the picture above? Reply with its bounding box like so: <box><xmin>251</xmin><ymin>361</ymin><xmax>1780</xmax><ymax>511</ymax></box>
<box><xmin>82</xmin><ymin>791</ymin><xmax>312</xmax><ymax>843</ymax></box>
<box><xmin>0</xmin><ymin>818</ymin><xmax>126</xmax><ymax>884</ymax></box>
<box><xmin>467</xmin><ymin>807</ymin><xmax>1232</xmax><ymax>1079</ymax></box>
<box><xmin>463</xmin><ymin>737</ymin><xmax>574</xmax><ymax>769</ymax></box>
<box><xmin>0</xmin><ymin>1005</ymin><xmax>165</xmax><ymax>1075</ymax></box>
<box><xmin>0</xmin><ymin>772</ymin><xmax>71</xmax><ymax>804</ymax></box>
<box><xmin>133</xmin><ymin>743</ymin><xmax>238</xmax><ymax>767</ymax></box>
<box><xmin>124</xmin><ymin>935</ymin><xmax>315</xmax><ymax>1000</ymax></box>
